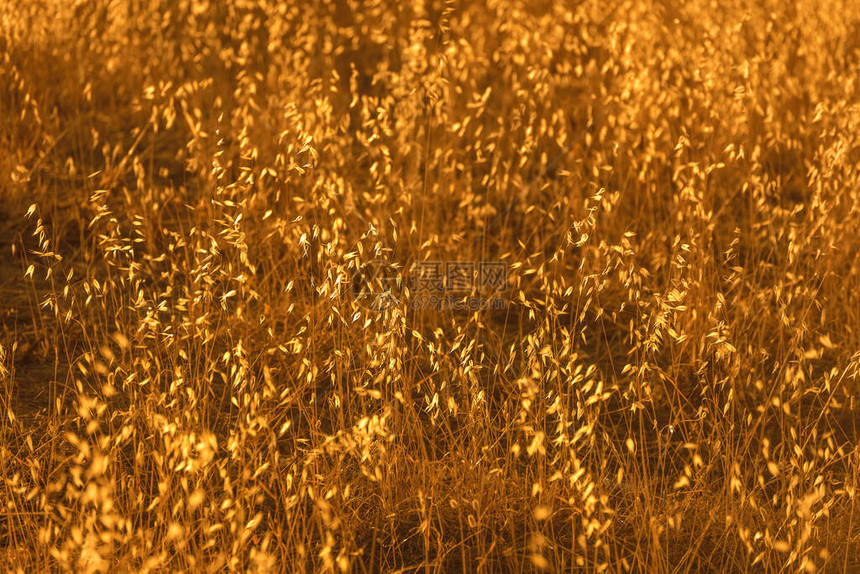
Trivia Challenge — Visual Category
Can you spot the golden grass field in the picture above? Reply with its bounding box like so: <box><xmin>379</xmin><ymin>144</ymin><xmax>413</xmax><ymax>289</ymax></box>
<box><xmin>2</xmin><ymin>0</ymin><xmax>860</xmax><ymax>571</ymax></box>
